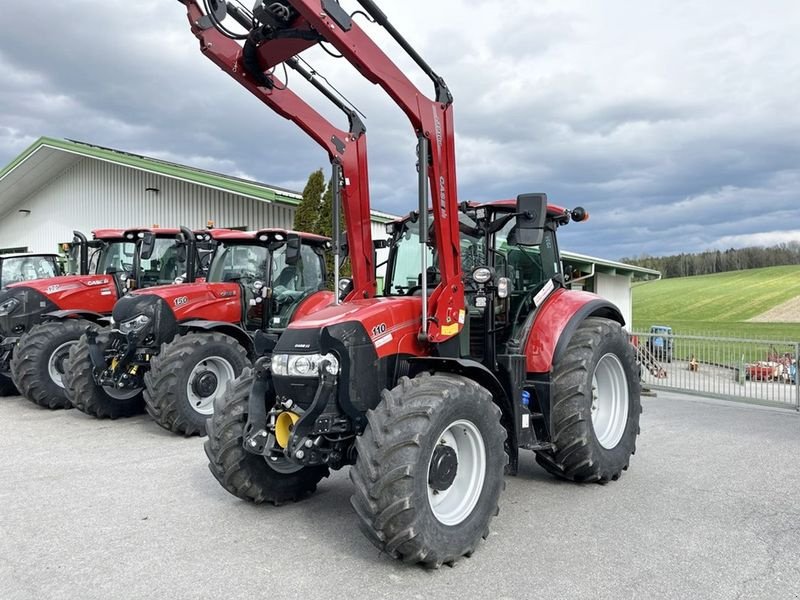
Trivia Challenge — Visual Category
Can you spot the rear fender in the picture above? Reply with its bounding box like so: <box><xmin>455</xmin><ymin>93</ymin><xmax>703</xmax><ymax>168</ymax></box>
<box><xmin>178</xmin><ymin>320</ymin><xmax>254</xmax><ymax>357</ymax></box>
<box><xmin>522</xmin><ymin>289</ymin><xmax>624</xmax><ymax>373</ymax></box>
<box><xmin>42</xmin><ymin>310</ymin><xmax>111</xmax><ymax>326</ymax></box>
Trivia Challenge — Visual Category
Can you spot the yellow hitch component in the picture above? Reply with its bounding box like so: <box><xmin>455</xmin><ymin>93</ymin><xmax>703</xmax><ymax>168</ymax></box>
<box><xmin>110</xmin><ymin>358</ymin><xmax>119</xmax><ymax>371</ymax></box>
<box><xmin>275</xmin><ymin>411</ymin><xmax>301</xmax><ymax>449</ymax></box>
<box><xmin>129</xmin><ymin>365</ymin><xmax>139</xmax><ymax>375</ymax></box>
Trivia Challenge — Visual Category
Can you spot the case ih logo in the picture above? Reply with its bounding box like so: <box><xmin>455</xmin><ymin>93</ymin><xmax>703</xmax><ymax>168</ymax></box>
<box><xmin>86</xmin><ymin>279</ymin><xmax>108</xmax><ymax>286</ymax></box>
<box><xmin>174</xmin><ymin>296</ymin><xmax>189</xmax><ymax>307</ymax></box>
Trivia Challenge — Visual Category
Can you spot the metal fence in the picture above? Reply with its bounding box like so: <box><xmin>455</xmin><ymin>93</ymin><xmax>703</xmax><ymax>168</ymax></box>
<box><xmin>630</xmin><ymin>330</ymin><xmax>800</xmax><ymax>411</ymax></box>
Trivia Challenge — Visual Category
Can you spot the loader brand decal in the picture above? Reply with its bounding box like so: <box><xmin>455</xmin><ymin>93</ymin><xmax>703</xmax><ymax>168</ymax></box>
<box><xmin>441</xmin><ymin>322</ymin><xmax>459</xmax><ymax>336</ymax></box>
<box><xmin>533</xmin><ymin>278</ymin><xmax>556</xmax><ymax>307</ymax></box>
<box><xmin>174</xmin><ymin>296</ymin><xmax>189</xmax><ymax>307</ymax></box>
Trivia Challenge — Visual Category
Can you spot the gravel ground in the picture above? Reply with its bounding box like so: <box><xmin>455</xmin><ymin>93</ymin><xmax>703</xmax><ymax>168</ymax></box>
<box><xmin>1</xmin><ymin>391</ymin><xmax>799</xmax><ymax>600</ymax></box>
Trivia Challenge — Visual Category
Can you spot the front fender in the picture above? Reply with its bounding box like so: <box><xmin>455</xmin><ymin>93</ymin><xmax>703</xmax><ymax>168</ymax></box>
<box><xmin>521</xmin><ymin>288</ymin><xmax>624</xmax><ymax>373</ymax></box>
<box><xmin>179</xmin><ymin>320</ymin><xmax>254</xmax><ymax>357</ymax></box>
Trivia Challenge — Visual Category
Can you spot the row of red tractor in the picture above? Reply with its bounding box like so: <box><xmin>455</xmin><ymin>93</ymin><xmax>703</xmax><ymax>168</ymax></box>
<box><xmin>0</xmin><ymin>225</ymin><xmax>332</xmax><ymax>435</ymax></box>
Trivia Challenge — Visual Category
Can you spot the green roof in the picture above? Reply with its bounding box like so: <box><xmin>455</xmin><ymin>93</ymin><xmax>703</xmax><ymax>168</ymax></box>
<box><xmin>0</xmin><ymin>136</ymin><xmax>305</xmax><ymax>207</ymax></box>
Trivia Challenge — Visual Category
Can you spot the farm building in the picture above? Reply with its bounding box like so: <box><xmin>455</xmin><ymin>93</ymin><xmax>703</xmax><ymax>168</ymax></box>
<box><xmin>0</xmin><ymin>137</ymin><xmax>658</xmax><ymax>327</ymax></box>
<box><xmin>0</xmin><ymin>137</ymin><xmax>393</xmax><ymax>254</ymax></box>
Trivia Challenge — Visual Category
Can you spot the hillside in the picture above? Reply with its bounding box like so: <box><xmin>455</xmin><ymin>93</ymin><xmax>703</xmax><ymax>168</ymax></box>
<box><xmin>632</xmin><ymin>265</ymin><xmax>800</xmax><ymax>340</ymax></box>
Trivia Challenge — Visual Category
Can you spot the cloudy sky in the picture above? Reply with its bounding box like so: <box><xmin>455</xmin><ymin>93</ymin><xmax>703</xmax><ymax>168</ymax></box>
<box><xmin>1</xmin><ymin>0</ymin><xmax>799</xmax><ymax>260</ymax></box>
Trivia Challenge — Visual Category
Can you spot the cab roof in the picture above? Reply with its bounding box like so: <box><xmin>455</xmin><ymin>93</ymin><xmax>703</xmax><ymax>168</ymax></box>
<box><xmin>92</xmin><ymin>228</ymin><xmax>185</xmax><ymax>240</ymax></box>
<box><xmin>0</xmin><ymin>253</ymin><xmax>60</xmax><ymax>260</ymax></box>
<box><xmin>207</xmin><ymin>228</ymin><xmax>330</xmax><ymax>245</ymax></box>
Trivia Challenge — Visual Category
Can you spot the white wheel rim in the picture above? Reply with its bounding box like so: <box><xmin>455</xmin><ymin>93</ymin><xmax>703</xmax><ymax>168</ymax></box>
<box><xmin>48</xmin><ymin>342</ymin><xmax>74</xmax><ymax>388</ymax></box>
<box><xmin>591</xmin><ymin>353</ymin><xmax>630</xmax><ymax>450</ymax></box>
<box><xmin>185</xmin><ymin>356</ymin><xmax>235</xmax><ymax>416</ymax></box>
<box><xmin>426</xmin><ymin>419</ymin><xmax>486</xmax><ymax>526</ymax></box>
<box><xmin>104</xmin><ymin>386</ymin><xmax>141</xmax><ymax>400</ymax></box>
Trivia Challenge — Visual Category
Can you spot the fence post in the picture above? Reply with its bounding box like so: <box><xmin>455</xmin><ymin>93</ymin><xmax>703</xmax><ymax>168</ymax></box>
<box><xmin>795</xmin><ymin>342</ymin><xmax>800</xmax><ymax>412</ymax></box>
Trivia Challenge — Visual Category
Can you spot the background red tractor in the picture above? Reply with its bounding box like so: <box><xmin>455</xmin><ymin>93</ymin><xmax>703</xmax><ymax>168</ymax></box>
<box><xmin>64</xmin><ymin>228</ymin><xmax>332</xmax><ymax>435</ymax></box>
<box><xmin>3</xmin><ymin>227</ymin><xmax>204</xmax><ymax>408</ymax></box>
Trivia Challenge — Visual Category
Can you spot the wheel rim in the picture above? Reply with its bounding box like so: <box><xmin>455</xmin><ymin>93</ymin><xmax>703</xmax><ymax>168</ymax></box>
<box><xmin>104</xmin><ymin>386</ymin><xmax>142</xmax><ymax>400</ymax></box>
<box><xmin>426</xmin><ymin>419</ymin><xmax>486</xmax><ymax>526</ymax></box>
<box><xmin>185</xmin><ymin>356</ymin><xmax>235</xmax><ymax>416</ymax></box>
<box><xmin>591</xmin><ymin>353</ymin><xmax>630</xmax><ymax>450</ymax></box>
<box><xmin>48</xmin><ymin>342</ymin><xmax>75</xmax><ymax>388</ymax></box>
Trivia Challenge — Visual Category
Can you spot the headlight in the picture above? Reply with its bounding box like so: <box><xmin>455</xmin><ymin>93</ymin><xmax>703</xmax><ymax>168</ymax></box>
<box><xmin>0</xmin><ymin>297</ymin><xmax>20</xmax><ymax>317</ymax></box>
<box><xmin>119</xmin><ymin>314</ymin><xmax>151</xmax><ymax>334</ymax></box>
<box><xmin>271</xmin><ymin>352</ymin><xmax>340</xmax><ymax>378</ymax></box>
<box><xmin>472</xmin><ymin>267</ymin><xmax>493</xmax><ymax>284</ymax></box>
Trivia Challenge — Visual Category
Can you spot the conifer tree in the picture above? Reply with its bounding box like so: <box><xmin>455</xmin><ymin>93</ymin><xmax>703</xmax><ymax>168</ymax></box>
<box><xmin>293</xmin><ymin>169</ymin><xmax>325</xmax><ymax>234</ymax></box>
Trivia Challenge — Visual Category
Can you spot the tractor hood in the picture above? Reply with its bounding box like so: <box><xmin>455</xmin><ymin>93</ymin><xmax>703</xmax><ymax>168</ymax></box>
<box><xmin>7</xmin><ymin>275</ymin><xmax>118</xmax><ymax>312</ymax></box>
<box><xmin>278</xmin><ymin>296</ymin><xmax>427</xmax><ymax>359</ymax></box>
<box><xmin>127</xmin><ymin>281</ymin><xmax>243</xmax><ymax>324</ymax></box>
<box><xmin>0</xmin><ymin>275</ymin><xmax>117</xmax><ymax>339</ymax></box>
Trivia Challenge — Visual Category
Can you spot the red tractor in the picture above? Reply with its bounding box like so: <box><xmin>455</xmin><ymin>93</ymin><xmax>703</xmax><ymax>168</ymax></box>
<box><xmin>181</xmin><ymin>0</ymin><xmax>641</xmax><ymax>567</ymax></box>
<box><xmin>2</xmin><ymin>227</ymin><xmax>203</xmax><ymax>408</ymax></box>
<box><xmin>64</xmin><ymin>228</ymin><xmax>333</xmax><ymax>436</ymax></box>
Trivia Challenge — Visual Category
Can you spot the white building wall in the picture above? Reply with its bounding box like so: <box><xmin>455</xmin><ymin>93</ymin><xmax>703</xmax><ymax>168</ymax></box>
<box><xmin>0</xmin><ymin>158</ymin><xmax>295</xmax><ymax>253</ymax></box>
<box><xmin>594</xmin><ymin>271</ymin><xmax>633</xmax><ymax>329</ymax></box>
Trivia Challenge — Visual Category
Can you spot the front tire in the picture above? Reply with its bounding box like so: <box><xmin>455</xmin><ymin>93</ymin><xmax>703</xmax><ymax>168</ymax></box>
<box><xmin>144</xmin><ymin>332</ymin><xmax>249</xmax><ymax>436</ymax></box>
<box><xmin>204</xmin><ymin>369</ymin><xmax>329</xmax><ymax>504</ymax></box>
<box><xmin>10</xmin><ymin>320</ymin><xmax>93</xmax><ymax>409</ymax></box>
<box><xmin>63</xmin><ymin>332</ymin><xmax>145</xmax><ymax>419</ymax></box>
<box><xmin>350</xmin><ymin>374</ymin><xmax>507</xmax><ymax>568</ymax></box>
<box><xmin>535</xmin><ymin>317</ymin><xmax>641</xmax><ymax>483</ymax></box>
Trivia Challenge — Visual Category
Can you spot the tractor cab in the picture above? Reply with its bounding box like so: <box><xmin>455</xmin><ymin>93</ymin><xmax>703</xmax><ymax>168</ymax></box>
<box><xmin>0</xmin><ymin>253</ymin><xmax>62</xmax><ymax>289</ymax></box>
<box><xmin>383</xmin><ymin>198</ymin><xmax>586</xmax><ymax>361</ymax></box>
<box><xmin>207</xmin><ymin>229</ymin><xmax>330</xmax><ymax>331</ymax></box>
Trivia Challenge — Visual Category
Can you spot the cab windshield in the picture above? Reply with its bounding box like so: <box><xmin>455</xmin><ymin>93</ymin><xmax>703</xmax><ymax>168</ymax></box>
<box><xmin>138</xmin><ymin>238</ymin><xmax>187</xmax><ymax>287</ymax></box>
<box><xmin>95</xmin><ymin>242</ymin><xmax>136</xmax><ymax>276</ymax></box>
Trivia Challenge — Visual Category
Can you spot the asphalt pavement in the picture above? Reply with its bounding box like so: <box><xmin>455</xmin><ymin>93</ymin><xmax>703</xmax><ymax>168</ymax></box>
<box><xmin>1</xmin><ymin>391</ymin><xmax>799</xmax><ymax>600</ymax></box>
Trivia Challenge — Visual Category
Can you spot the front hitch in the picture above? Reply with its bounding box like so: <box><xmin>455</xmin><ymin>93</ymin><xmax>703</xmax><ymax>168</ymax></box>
<box><xmin>243</xmin><ymin>356</ymin><xmax>273</xmax><ymax>454</ymax></box>
<box><xmin>85</xmin><ymin>329</ymin><xmax>106</xmax><ymax>370</ymax></box>
<box><xmin>284</xmin><ymin>364</ymin><xmax>337</xmax><ymax>464</ymax></box>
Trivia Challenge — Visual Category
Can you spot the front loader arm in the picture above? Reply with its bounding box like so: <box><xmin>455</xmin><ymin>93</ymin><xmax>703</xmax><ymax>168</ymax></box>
<box><xmin>194</xmin><ymin>1</ymin><xmax>464</xmax><ymax>343</ymax></box>
<box><xmin>180</xmin><ymin>0</ymin><xmax>375</xmax><ymax>299</ymax></box>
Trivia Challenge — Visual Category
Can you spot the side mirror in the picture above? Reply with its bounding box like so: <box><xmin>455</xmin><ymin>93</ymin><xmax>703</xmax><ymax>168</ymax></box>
<box><xmin>139</xmin><ymin>232</ymin><xmax>157</xmax><ymax>260</ymax></box>
<box><xmin>285</xmin><ymin>235</ymin><xmax>301</xmax><ymax>266</ymax></box>
<box><xmin>515</xmin><ymin>193</ymin><xmax>548</xmax><ymax>246</ymax></box>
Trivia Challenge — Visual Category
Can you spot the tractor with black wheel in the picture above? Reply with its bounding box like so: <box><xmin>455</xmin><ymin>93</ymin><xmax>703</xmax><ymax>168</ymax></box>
<box><xmin>178</xmin><ymin>0</ymin><xmax>641</xmax><ymax>567</ymax></box>
<box><xmin>63</xmin><ymin>228</ymin><xmax>333</xmax><ymax>435</ymax></box>
<box><xmin>3</xmin><ymin>227</ymin><xmax>202</xmax><ymax>408</ymax></box>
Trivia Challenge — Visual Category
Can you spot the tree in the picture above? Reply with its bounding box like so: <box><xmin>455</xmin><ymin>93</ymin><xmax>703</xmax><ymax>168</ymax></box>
<box><xmin>317</xmin><ymin>177</ymin><xmax>351</xmax><ymax>285</ymax></box>
<box><xmin>294</xmin><ymin>169</ymin><xmax>325</xmax><ymax>234</ymax></box>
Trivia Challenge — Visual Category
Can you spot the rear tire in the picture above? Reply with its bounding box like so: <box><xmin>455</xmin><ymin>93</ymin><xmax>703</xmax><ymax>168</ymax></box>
<box><xmin>204</xmin><ymin>369</ymin><xmax>329</xmax><ymax>504</ymax></box>
<box><xmin>144</xmin><ymin>332</ymin><xmax>249</xmax><ymax>436</ymax></box>
<box><xmin>63</xmin><ymin>332</ymin><xmax>145</xmax><ymax>419</ymax></box>
<box><xmin>10</xmin><ymin>320</ymin><xmax>93</xmax><ymax>409</ymax></box>
<box><xmin>350</xmin><ymin>374</ymin><xmax>507</xmax><ymax>568</ymax></box>
<box><xmin>535</xmin><ymin>317</ymin><xmax>641</xmax><ymax>483</ymax></box>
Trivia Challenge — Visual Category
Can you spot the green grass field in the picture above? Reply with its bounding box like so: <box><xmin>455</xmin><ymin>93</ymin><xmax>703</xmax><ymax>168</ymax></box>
<box><xmin>632</xmin><ymin>265</ymin><xmax>800</xmax><ymax>341</ymax></box>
